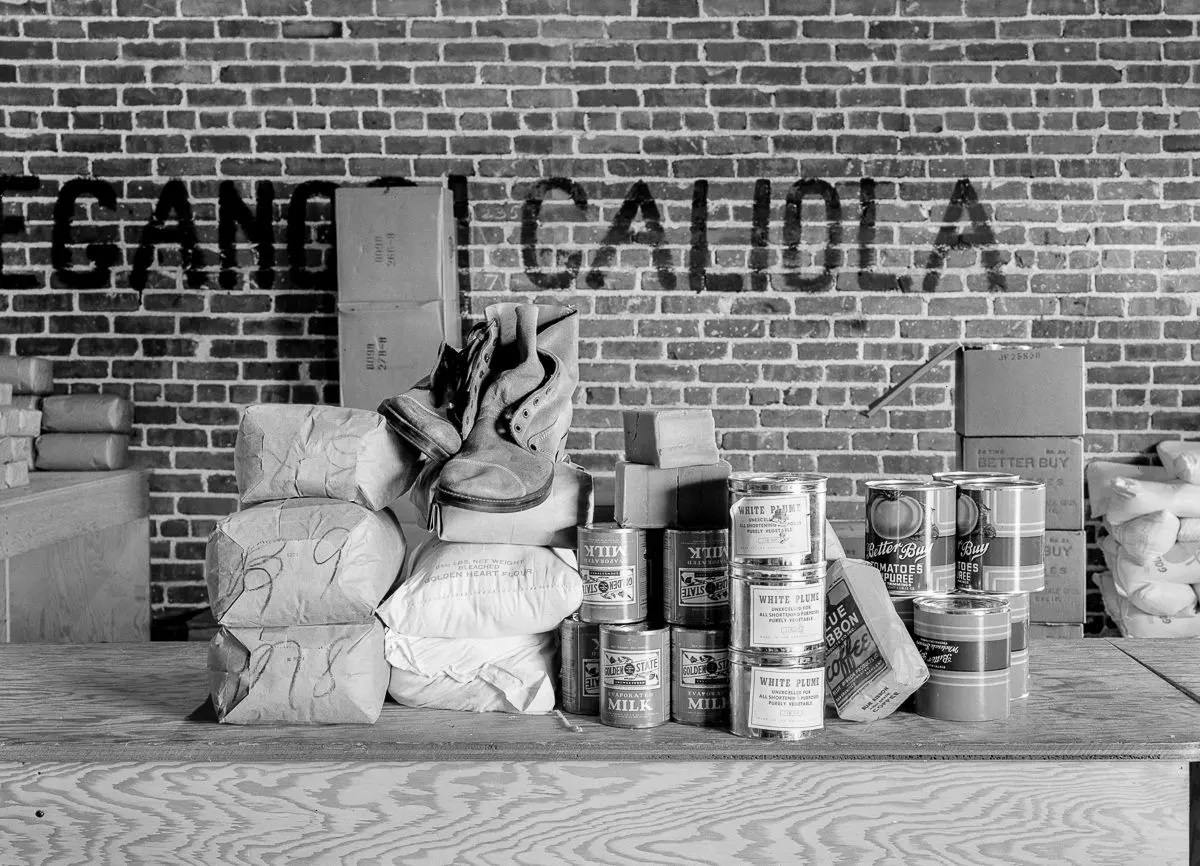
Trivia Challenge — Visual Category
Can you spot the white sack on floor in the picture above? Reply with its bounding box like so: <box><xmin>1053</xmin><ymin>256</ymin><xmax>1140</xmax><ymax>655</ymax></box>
<box><xmin>1181</xmin><ymin>519</ymin><xmax>1200</xmax><ymax>544</ymax></box>
<box><xmin>236</xmin><ymin>403</ymin><xmax>421</xmax><ymax>509</ymax></box>
<box><xmin>384</xmin><ymin>629</ymin><xmax>557</xmax><ymax>714</ymax></box>
<box><xmin>207</xmin><ymin>498</ymin><xmax>405</xmax><ymax>626</ymax></box>
<box><xmin>1086</xmin><ymin>462</ymin><xmax>1171</xmax><ymax>519</ymax></box>
<box><xmin>1106</xmin><ymin>476</ymin><xmax>1200</xmax><ymax>525</ymax></box>
<box><xmin>1157</xmin><ymin>441</ymin><xmax>1200</xmax><ymax>485</ymax></box>
<box><xmin>375</xmin><ymin>539</ymin><xmax>582</xmax><ymax>638</ymax></box>
<box><xmin>1100</xmin><ymin>535</ymin><xmax>1199</xmax><ymax>617</ymax></box>
<box><xmin>1096</xmin><ymin>573</ymin><xmax>1200</xmax><ymax>639</ymax></box>
<box><xmin>1105</xmin><ymin>511</ymin><xmax>1180</xmax><ymax>563</ymax></box>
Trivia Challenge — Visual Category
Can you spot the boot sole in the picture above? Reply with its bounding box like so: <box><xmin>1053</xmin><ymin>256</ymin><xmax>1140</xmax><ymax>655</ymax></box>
<box><xmin>433</xmin><ymin>477</ymin><xmax>554</xmax><ymax>513</ymax></box>
<box><xmin>377</xmin><ymin>402</ymin><xmax>457</xmax><ymax>463</ymax></box>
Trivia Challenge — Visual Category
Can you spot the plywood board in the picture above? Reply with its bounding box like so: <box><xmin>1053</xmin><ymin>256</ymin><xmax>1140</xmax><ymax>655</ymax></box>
<box><xmin>0</xmin><ymin>470</ymin><xmax>148</xmax><ymax>558</ymax></box>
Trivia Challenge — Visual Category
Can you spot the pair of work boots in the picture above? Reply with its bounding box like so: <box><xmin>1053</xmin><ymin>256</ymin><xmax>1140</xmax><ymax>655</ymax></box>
<box><xmin>378</xmin><ymin>303</ymin><xmax>579</xmax><ymax>513</ymax></box>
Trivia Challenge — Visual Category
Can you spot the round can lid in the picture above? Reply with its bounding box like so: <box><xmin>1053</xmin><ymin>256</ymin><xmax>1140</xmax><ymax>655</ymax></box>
<box><xmin>730</xmin><ymin>563</ymin><xmax>826</xmax><ymax>582</ymax></box>
<box><xmin>669</xmin><ymin>625</ymin><xmax>729</xmax><ymax>640</ymax></box>
<box><xmin>580</xmin><ymin>521</ymin><xmax>639</xmax><ymax>534</ymax></box>
<box><xmin>728</xmin><ymin>472</ymin><xmax>827</xmax><ymax>495</ymax></box>
<box><xmin>866</xmin><ymin>478</ymin><xmax>954</xmax><ymax>492</ymax></box>
<box><xmin>957</xmin><ymin>479</ymin><xmax>1045</xmax><ymax>492</ymax></box>
<box><xmin>914</xmin><ymin>595</ymin><xmax>1010</xmax><ymax>615</ymax></box>
<box><xmin>932</xmin><ymin>471</ymin><xmax>1020</xmax><ymax>483</ymax></box>
<box><xmin>600</xmin><ymin>621</ymin><xmax>668</xmax><ymax>636</ymax></box>
<box><xmin>729</xmin><ymin>646</ymin><xmax>825</xmax><ymax>667</ymax></box>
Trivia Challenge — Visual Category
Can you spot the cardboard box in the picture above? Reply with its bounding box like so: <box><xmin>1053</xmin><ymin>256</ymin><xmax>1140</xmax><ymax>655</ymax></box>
<box><xmin>338</xmin><ymin>301</ymin><xmax>452</xmax><ymax>411</ymax></box>
<box><xmin>1029</xmin><ymin>623</ymin><xmax>1084</xmax><ymax>640</ymax></box>
<box><xmin>959</xmin><ymin>436</ymin><xmax>1084</xmax><ymax>530</ymax></box>
<box><xmin>622</xmin><ymin>409</ymin><xmax>719</xmax><ymax>469</ymax></box>
<box><xmin>615</xmin><ymin>459</ymin><xmax>730</xmax><ymax>529</ymax></box>
<box><xmin>335</xmin><ymin>186</ymin><xmax>457</xmax><ymax>307</ymax></box>
<box><xmin>1032</xmin><ymin>530</ymin><xmax>1086</xmax><ymax>623</ymax></box>
<box><xmin>0</xmin><ymin>436</ymin><xmax>32</xmax><ymax>465</ymax></box>
<box><xmin>0</xmin><ymin>383</ymin><xmax>11</xmax><ymax>405</ymax></box>
<box><xmin>956</xmin><ymin>345</ymin><xmax>1084</xmax><ymax>437</ymax></box>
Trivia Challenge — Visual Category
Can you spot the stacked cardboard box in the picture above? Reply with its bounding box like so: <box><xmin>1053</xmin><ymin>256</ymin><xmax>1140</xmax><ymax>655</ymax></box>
<box><xmin>0</xmin><ymin>356</ymin><xmax>52</xmax><ymax>488</ymax></box>
<box><xmin>955</xmin><ymin>346</ymin><xmax>1086</xmax><ymax>635</ymax></box>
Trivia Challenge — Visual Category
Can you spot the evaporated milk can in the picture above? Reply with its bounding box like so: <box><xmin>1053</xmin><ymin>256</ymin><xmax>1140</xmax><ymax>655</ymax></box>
<box><xmin>864</xmin><ymin>479</ymin><xmax>956</xmax><ymax>594</ymax></box>
<box><xmin>577</xmin><ymin>523</ymin><xmax>648</xmax><ymax>624</ymax></box>
<box><xmin>671</xmin><ymin>626</ymin><xmax>730</xmax><ymax>727</ymax></box>
<box><xmin>728</xmin><ymin>473</ymin><xmax>826</xmax><ymax>567</ymax></box>
<box><xmin>955</xmin><ymin>480</ymin><xmax>1046</xmax><ymax>594</ymax></box>
<box><xmin>914</xmin><ymin>595</ymin><xmax>1010</xmax><ymax>722</ymax></box>
<box><xmin>560</xmin><ymin>615</ymin><xmax>601</xmax><ymax>715</ymax></box>
<box><xmin>729</xmin><ymin>648</ymin><xmax>825</xmax><ymax>739</ymax></box>
<box><xmin>599</xmin><ymin>623</ymin><xmax>669</xmax><ymax>728</ymax></box>
<box><xmin>663</xmin><ymin>528</ymin><xmax>729</xmax><ymax>627</ymax></box>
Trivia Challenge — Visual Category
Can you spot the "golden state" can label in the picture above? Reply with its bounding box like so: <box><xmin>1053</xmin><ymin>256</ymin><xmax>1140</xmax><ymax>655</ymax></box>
<box><xmin>600</xmin><ymin>624</ymin><xmax>669</xmax><ymax>728</ymax></box>
<box><xmin>578</xmin><ymin>523</ymin><xmax>648</xmax><ymax>624</ymax></box>
<box><xmin>671</xmin><ymin>627</ymin><xmax>729</xmax><ymax>727</ymax></box>
<box><xmin>663</xmin><ymin>528</ymin><xmax>729</xmax><ymax>627</ymax></box>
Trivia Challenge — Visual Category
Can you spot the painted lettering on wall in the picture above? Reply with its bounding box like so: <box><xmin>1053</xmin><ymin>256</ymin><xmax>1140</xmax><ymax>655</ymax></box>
<box><xmin>0</xmin><ymin>174</ymin><xmax>1006</xmax><ymax>295</ymax></box>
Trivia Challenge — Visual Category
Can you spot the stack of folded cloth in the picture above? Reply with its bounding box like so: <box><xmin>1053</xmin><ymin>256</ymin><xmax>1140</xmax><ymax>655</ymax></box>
<box><xmin>1088</xmin><ymin>442</ymin><xmax>1200</xmax><ymax>638</ymax></box>
<box><xmin>375</xmin><ymin>302</ymin><xmax>588</xmax><ymax>713</ymax></box>
<box><xmin>0</xmin><ymin>356</ymin><xmax>51</xmax><ymax>488</ymax></box>
<box><xmin>36</xmin><ymin>393</ymin><xmax>134</xmax><ymax>471</ymax></box>
<box><xmin>205</xmin><ymin>403</ymin><xmax>419</xmax><ymax>724</ymax></box>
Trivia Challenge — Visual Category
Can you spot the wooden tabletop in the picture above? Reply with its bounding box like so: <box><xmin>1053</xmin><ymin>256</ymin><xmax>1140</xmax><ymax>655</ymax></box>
<box><xmin>0</xmin><ymin>468</ymin><xmax>149</xmax><ymax>557</ymax></box>
<box><xmin>0</xmin><ymin>639</ymin><xmax>1197</xmax><ymax>763</ymax></box>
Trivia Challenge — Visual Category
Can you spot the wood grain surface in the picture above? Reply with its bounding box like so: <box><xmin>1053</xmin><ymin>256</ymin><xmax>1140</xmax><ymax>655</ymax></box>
<box><xmin>7</xmin><ymin>518</ymin><xmax>149</xmax><ymax>643</ymax></box>
<box><xmin>0</xmin><ymin>640</ymin><xmax>1198</xmax><ymax>762</ymax></box>
<box><xmin>1111</xmin><ymin>638</ymin><xmax>1200</xmax><ymax>705</ymax></box>
<box><xmin>0</xmin><ymin>470</ymin><xmax>148</xmax><ymax>558</ymax></box>
<box><xmin>0</xmin><ymin>759</ymin><xmax>1184</xmax><ymax>865</ymax></box>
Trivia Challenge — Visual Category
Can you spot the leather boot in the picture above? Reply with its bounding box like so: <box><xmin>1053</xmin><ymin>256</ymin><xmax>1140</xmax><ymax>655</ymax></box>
<box><xmin>377</xmin><ymin>343</ymin><xmax>464</xmax><ymax>462</ymax></box>
<box><xmin>434</xmin><ymin>303</ymin><xmax>577</xmax><ymax>512</ymax></box>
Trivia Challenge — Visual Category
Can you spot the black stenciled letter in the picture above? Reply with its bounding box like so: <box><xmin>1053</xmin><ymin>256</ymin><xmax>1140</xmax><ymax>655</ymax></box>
<box><xmin>748</xmin><ymin>179</ymin><xmax>771</xmax><ymax>292</ymax></box>
<box><xmin>921</xmin><ymin>178</ymin><xmax>1007</xmax><ymax>293</ymax></box>
<box><xmin>218</xmin><ymin>180</ymin><xmax>276</xmax><ymax>291</ymax></box>
<box><xmin>0</xmin><ymin>175</ymin><xmax>40</xmax><ymax>289</ymax></box>
<box><xmin>586</xmin><ymin>180</ymin><xmax>676</xmax><ymax>291</ymax></box>
<box><xmin>521</xmin><ymin>177</ymin><xmax>588</xmax><ymax>290</ymax></box>
<box><xmin>781</xmin><ymin>178</ymin><xmax>842</xmax><ymax>292</ymax></box>
<box><xmin>688</xmin><ymin>180</ymin><xmax>742</xmax><ymax>293</ymax></box>
<box><xmin>286</xmin><ymin>180</ymin><xmax>338</xmax><ymax>290</ymax></box>
<box><xmin>857</xmin><ymin>178</ymin><xmax>912</xmax><ymax>292</ymax></box>
<box><xmin>130</xmin><ymin>179</ymin><xmax>204</xmax><ymax>292</ymax></box>
<box><xmin>52</xmin><ymin>178</ymin><xmax>119</xmax><ymax>290</ymax></box>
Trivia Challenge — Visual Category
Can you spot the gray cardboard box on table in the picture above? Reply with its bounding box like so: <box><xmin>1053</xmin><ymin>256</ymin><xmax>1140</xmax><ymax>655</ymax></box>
<box><xmin>338</xmin><ymin>301</ymin><xmax>453</xmax><ymax>412</ymax></box>
<box><xmin>622</xmin><ymin>409</ymin><xmax>719</xmax><ymax>469</ymax></box>
<box><xmin>959</xmin><ymin>436</ymin><xmax>1084</xmax><ymax>530</ymax></box>
<box><xmin>1032</xmin><ymin>530</ymin><xmax>1086</xmax><ymax>623</ymax></box>
<box><xmin>955</xmin><ymin>345</ymin><xmax>1084</xmax><ymax>437</ymax></box>
<box><xmin>615</xmin><ymin>459</ymin><xmax>731</xmax><ymax>529</ymax></box>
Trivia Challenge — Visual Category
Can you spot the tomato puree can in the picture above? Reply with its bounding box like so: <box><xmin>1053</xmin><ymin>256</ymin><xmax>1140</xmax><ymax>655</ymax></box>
<box><xmin>578</xmin><ymin>523</ymin><xmax>648</xmax><ymax>624</ymax></box>
<box><xmin>955</xmin><ymin>480</ymin><xmax>1046</xmax><ymax>594</ymax></box>
<box><xmin>670</xmin><ymin>626</ymin><xmax>730</xmax><ymax>727</ymax></box>
<box><xmin>728</xmin><ymin>473</ymin><xmax>826</xmax><ymax>568</ymax></box>
<box><xmin>599</xmin><ymin>623</ymin><xmax>669</xmax><ymax>728</ymax></box>
<box><xmin>914</xmin><ymin>595</ymin><xmax>1010</xmax><ymax>722</ymax></box>
<box><xmin>729</xmin><ymin>648</ymin><xmax>825</xmax><ymax>739</ymax></box>
<box><xmin>864</xmin><ymin>480</ymin><xmax>956</xmax><ymax>594</ymax></box>
<box><xmin>560</xmin><ymin>615</ymin><xmax>601</xmax><ymax>715</ymax></box>
<box><xmin>663</xmin><ymin>528</ymin><xmax>729</xmax><ymax>626</ymax></box>
<box><xmin>729</xmin><ymin>564</ymin><xmax>826</xmax><ymax>655</ymax></box>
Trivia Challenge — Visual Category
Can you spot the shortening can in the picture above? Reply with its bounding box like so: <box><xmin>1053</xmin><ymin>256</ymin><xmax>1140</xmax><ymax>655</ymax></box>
<box><xmin>663</xmin><ymin>528</ymin><xmax>730</xmax><ymax>627</ymax></box>
<box><xmin>914</xmin><ymin>595</ymin><xmax>1010</xmax><ymax>722</ymax></box>
<box><xmin>955</xmin><ymin>480</ymin><xmax>1046</xmax><ymax>595</ymax></box>
<box><xmin>864</xmin><ymin>479</ymin><xmax>956</xmax><ymax>594</ymax></box>
<box><xmin>728</xmin><ymin>473</ymin><xmax>827</xmax><ymax>568</ymax></box>
<box><xmin>578</xmin><ymin>522</ymin><xmax>648</xmax><ymax>624</ymax></box>
<box><xmin>729</xmin><ymin>647</ymin><xmax>825</xmax><ymax>739</ymax></box>
<box><xmin>729</xmin><ymin>564</ymin><xmax>826</xmax><ymax>655</ymax></box>
<box><xmin>670</xmin><ymin>626</ymin><xmax>730</xmax><ymax>727</ymax></box>
<box><xmin>599</xmin><ymin>623</ymin><xmax>669</xmax><ymax>728</ymax></box>
<box><xmin>560</xmin><ymin>615</ymin><xmax>601</xmax><ymax>715</ymax></box>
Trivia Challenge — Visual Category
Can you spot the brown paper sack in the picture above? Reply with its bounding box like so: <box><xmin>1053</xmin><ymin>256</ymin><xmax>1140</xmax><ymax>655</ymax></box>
<box><xmin>207</xmin><ymin>498</ymin><xmax>405</xmax><ymax>626</ymax></box>
<box><xmin>41</xmin><ymin>394</ymin><xmax>133</xmax><ymax>434</ymax></box>
<box><xmin>236</xmin><ymin>403</ymin><xmax>421</xmax><ymax>510</ymax></box>
<box><xmin>208</xmin><ymin>621</ymin><xmax>389</xmax><ymax>724</ymax></box>
<box><xmin>35</xmin><ymin>432</ymin><xmax>127</xmax><ymax>470</ymax></box>
<box><xmin>0</xmin><ymin>356</ymin><xmax>53</xmax><ymax>395</ymax></box>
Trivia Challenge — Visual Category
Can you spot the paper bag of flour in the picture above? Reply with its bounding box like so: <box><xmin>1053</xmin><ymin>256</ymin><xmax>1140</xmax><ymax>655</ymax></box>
<box><xmin>824</xmin><ymin>558</ymin><xmax>929</xmax><ymax>722</ymax></box>
<box><xmin>207</xmin><ymin>498</ymin><xmax>405</xmax><ymax>626</ymax></box>
<box><xmin>208</xmin><ymin>621</ymin><xmax>389</xmax><ymax>724</ymax></box>
<box><xmin>41</xmin><ymin>394</ymin><xmax>133</xmax><ymax>433</ymax></box>
<box><xmin>236</xmin><ymin>403</ymin><xmax>421</xmax><ymax>509</ymax></box>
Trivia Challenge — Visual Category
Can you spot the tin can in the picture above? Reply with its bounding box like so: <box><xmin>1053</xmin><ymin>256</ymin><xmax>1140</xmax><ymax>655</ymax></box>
<box><xmin>578</xmin><ymin>523</ymin><xmax>648</xmax><ymax>624</ymax></box>
<box><xmin>663</xmin><ymin>528</ymin><xmax>729</xmax><ymax>627</ymax></box>
<box><xmin>932</xmin><ymin>471</ymin><xmax>1020</xmax><ymax>485</ymax></box>
<box><xmin>889</xmin><ymin>592</ymin><xmax>954</xmax><ymax>634</ymax></box>
<box><xmin>729</xmin><ymin>564</ymin><xmax>826</xmax><ymax>655</ymax></box>
<box><xmin>964</xmin><ymin>591</ymin><xmax>1030</xmax><ymax>700</ymax></box>
<box><xmin>955</xmin><ymin>480</ymin><xmax>1046</xmax><ymax>594</ymax></box>
<box><xmin>729</xmin><ymin>648</ymin><xmax>825</xmax><ymax>739</ymax></box>
<box><xmin>728</xmin><ymin>473</ymin><xmax>826</xmax><ymax>567</ymax></box>
<box><xmin>864</xmin><ymin>480</ymin><xmax>956</xmax><ymax>594</ymax></box>
<box><xmin>560</xmin><ymin>615</ymin><xmax>601</xmax><ymax>715</ymax></box>
<box><xmin>671</xmin><ymin>626</ymin><xmax>730</xmax><ymax>727</ymax></box>
<box><xmin>599</xmin><ymin>623</ymin><xmax>669</xmax><ymax>728</ymax></box>
<box><xmin>914</xmin><ymin>595</ymin><xmax>1010</xmax><ymax>722</ymax></box>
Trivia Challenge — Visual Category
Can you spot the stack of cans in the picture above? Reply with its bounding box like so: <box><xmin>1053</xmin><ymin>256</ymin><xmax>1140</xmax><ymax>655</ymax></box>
<box><xmin>726</xmin><ymin>472</ymin><xmax>828</xmax><ymax>740</ymax></box>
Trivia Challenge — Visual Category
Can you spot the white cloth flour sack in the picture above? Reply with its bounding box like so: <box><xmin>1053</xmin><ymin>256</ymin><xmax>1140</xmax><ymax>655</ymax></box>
<box><xmin>384</xmin><ymin>629</ymin><xmax>557</xmax><ymax>714</ymax></box>
<box><xmin>1157</xmin><ymin>441</ymin><xmax>1200</xmax><ymax>485</ymax></box>
<box><xmin>1106</xmin><ymin>477</ymin><xmax>1200</xmax><ymax>525</ymax></box>
<box><xmin>1096</xmin><ymin>574</ymin><xmax>1200</xmax><ymax>639</ymax></box>
<box><xmin>1100</xmin><ymin>535</ymin><xmax>1199</xmax><ymax>617</ymax></box>
<box><xmin>1086</xmin><ymin>462</ymin><xmax>1172</xmax><ymax>519</ymax></box>
<box><xmin>1105</xmin><ymin>511</ymin><xmax>1180</xmax><ymax>563</ymax></box>
<box><xmin>375</xmin><ymin>539</ymin><xmax>582</xmax><ymax>638</ymax></box>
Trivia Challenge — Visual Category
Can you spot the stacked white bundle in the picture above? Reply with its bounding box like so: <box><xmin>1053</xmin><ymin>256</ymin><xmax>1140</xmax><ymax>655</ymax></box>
<box><xmin>1088</xmin><ymin>445</ymin><xmax>1200</xmax><ymax>638</ymax></box>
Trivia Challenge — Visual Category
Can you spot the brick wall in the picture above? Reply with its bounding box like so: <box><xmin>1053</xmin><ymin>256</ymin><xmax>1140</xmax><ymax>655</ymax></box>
<box><xmin>1</xmin><ymin>0</ymin><xmax>1198</xmax><ymax>631</ymax></box>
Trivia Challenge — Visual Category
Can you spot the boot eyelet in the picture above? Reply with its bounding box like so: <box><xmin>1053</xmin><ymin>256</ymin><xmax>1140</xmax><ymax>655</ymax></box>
<box><xmin>530</xmin><ymin>443</ymin><xmax>536</xmax><ymax>450</ymax></box>
<box><xmin>522</xmin><ymin>409</ymin><xmax>529</xmax><ymax>416</ymax></box>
